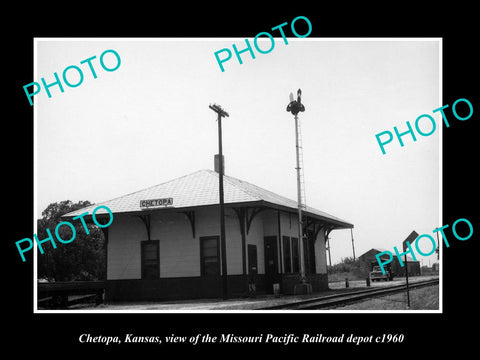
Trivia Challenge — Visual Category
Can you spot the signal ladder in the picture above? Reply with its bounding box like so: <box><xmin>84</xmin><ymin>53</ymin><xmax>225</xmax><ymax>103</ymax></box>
<box><xmin>296</xmin><ymin>116</ymin><xmax>307</xmax><ymax>211</ymax></box>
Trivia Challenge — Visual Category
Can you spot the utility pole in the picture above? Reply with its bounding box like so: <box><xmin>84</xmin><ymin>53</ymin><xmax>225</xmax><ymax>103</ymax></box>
<box><xmin>209</xmin><ymin>103</ymin><xmax>229</xmax><ymax>300</ymax></box>
<box><xmin>402</xmin><ymin>231</ymin><xmax>418</xmax><ymax>309</ymax></box>
<box><xmin>404</xmin><ymin>253</ymin><xmax>410</xmax><ymax>308</ymax></box>
<box><xmin>351</xmin><ymin>228</ymin><xmax>356</xmax><ymax>261</ymax></box>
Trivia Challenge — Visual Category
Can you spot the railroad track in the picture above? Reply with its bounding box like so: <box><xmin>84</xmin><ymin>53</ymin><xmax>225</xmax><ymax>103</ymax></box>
<box><xmin>261</xmin><ymin>278</ymin><xmax>439</xmax><ymax>310</ymax></box>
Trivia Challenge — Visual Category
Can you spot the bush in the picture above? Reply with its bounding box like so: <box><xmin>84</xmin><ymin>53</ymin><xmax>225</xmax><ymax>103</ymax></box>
<box><xmin>328</xmin><ymin>257</ymin><xmax>362</xmax><ymax>278</ymax></box>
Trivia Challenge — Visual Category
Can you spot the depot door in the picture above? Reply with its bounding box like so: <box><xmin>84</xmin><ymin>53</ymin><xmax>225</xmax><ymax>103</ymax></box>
<box><xmin>264</xmin><ymin>236</ymin><xmax>279</xmax><ymax>294</ymax></box>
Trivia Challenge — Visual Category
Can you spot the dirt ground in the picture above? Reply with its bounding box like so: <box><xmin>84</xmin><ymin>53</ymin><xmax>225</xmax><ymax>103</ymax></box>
<box><xmin>328</xmin><ymin>285</ymin><xmax>439</xmax><ymax>310</ymax></box>
<box><xmin>67</xmin><ymin>275</ymin><xmax>439</xmax><ymax>311</ymax></box>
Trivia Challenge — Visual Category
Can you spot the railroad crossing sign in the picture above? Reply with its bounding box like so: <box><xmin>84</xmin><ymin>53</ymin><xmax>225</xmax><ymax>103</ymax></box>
<box><xmin>402</xmin><ymin>230</ymin><xmax>418</xmax><ymax>309</ymax></box>
<box><xmin>403</xmin><ymin>230</ymin><xmax>419</xmax><ymax>252</ymax></box>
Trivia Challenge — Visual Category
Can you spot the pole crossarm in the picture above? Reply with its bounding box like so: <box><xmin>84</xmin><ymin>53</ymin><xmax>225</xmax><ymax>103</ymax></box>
<box><xmin>209</xmin><ymin>104</ymin><xmax>229</xmax><ymax>118</ymax></box>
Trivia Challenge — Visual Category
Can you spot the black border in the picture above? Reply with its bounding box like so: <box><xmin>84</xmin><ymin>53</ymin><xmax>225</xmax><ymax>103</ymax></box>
<box><xmin>6</xmin><ymin>4</ymin><xmax>478</xmax><ymax>356</ymax></box>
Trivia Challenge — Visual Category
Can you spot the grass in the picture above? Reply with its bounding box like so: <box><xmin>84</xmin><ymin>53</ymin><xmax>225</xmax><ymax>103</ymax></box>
<box><xmin>328</xmin><ymin>271</ymin><xmax>365</xmax><ymax>282</ymax></box>
<box><xmin>331</xmin><ymin>285</ymin><xmax>439</xmax><ymax>310</ymax></box>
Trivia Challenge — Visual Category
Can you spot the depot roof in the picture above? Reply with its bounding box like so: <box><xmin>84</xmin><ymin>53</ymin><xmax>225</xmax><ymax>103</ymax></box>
<box><xmin>63</xmin><ymin>169</ymin><xmax>353</xmax><ymax>229</ymax></box>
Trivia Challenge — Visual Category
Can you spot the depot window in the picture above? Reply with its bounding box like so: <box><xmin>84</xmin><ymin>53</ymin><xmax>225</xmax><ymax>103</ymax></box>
<box><xmin>200</xmin><ymin>236</ymin><xmax>220</xmax><ymax>276</ymax></box>
<box><xmin>292</xmin><ymin>237</ymin><xmax>300</xmax><ymax>273</ymax></box>
<box><xmin>283</xmin><ymin>236</ymin><xmax>292</xmax><ymax>273</ymax></box>
<box><xmin>282</xmin><ymin>236</ymin><xmax>300</xmax><ymax>273</ymax></box>
<box><xmin>141</xmin><ymin>240</ymin><xmax>159</xmax><ymax>279</ymax></box>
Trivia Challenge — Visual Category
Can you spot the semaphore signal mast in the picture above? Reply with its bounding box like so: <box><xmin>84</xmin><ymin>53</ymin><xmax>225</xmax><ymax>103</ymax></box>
<box><xmin>286</xmin><ymin>89</ymin><xmax>311</xmax><ymax>294</ymax></box>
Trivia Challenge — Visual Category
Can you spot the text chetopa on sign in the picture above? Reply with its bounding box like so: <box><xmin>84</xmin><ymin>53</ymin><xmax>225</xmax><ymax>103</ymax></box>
<box><xmin>140</xmin><ymin>198</ymin><xmax>174</xmax><ymax>208</ymax></box>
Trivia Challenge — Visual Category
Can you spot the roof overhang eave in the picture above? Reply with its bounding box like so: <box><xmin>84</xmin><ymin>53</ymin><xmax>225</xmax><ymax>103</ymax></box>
<box><xmin>61</xmin><ymin>200</ymin><xmax>354</xmax><ymax>229</ymax></box>
<box><xmin>259</xmin><ymin>201</ymin><xmax>354</xmax><ymax>229</ymax></box>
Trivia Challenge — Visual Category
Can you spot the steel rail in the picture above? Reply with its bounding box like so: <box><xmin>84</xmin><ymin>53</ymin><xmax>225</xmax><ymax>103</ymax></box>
<box><xmin>261</xmin><ymin>278</ymin><xmax>439</xmax><ymax>310</ymax></box>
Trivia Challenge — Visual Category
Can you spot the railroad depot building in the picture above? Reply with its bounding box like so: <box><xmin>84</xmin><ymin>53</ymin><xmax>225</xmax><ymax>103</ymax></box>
<box><xmin>64</xmin><ymin>167</ymin><xmax>353</xmax><ymax>302</ymax></box>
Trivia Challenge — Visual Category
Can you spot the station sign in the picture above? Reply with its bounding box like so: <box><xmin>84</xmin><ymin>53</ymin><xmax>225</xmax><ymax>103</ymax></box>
<box><xmin>140</xmin><ymin>198</ymin><xmax>173</xmax><ymax>209</ymax></box>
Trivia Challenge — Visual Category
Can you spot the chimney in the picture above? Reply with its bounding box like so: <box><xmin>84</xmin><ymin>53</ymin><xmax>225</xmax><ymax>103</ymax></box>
<box><xmin>214</xmin><ymin>154</ymin><xmax>225</xmax><ymax>174</ymax></box>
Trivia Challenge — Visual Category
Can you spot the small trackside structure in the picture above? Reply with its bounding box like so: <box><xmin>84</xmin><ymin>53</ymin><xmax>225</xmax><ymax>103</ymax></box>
<box><xmin>63</xmin><ymin>168</ymin><xmax>353</xmax><ymax>302</ymax></box>
<box><xmin>359</xmin><ymin>248</ymin><xmax>420</xmax><ymax>278</ymax></box>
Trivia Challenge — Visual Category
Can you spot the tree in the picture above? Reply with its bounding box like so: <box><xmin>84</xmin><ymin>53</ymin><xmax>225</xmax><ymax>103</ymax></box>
<box><xmin>37</xmin><ymin>200</ymin><xmax>106</xmax><ymax>282</ymax></box>
<box><xmin>328</xmin><ymin>256</ymin><xmax>361</xmax><ymax>275</ymax></box>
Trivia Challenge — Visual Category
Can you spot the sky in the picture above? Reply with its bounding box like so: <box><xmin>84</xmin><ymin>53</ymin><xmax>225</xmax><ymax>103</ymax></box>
<box><xmin>35</xmin><ymin>38</ymin><xmax>441</xmax><ymax>266</ymax></box>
